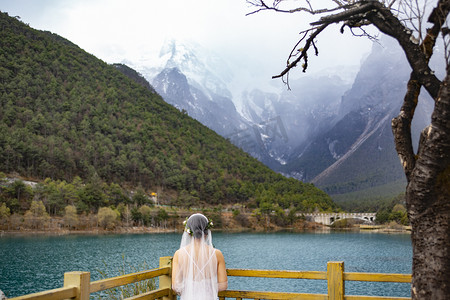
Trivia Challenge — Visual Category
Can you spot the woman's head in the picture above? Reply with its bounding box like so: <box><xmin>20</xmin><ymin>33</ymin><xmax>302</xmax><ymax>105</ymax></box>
<box><xmin>185</xmin><ymin>213</ymin><xmax>209</xmax><ymax>239</ymax></box>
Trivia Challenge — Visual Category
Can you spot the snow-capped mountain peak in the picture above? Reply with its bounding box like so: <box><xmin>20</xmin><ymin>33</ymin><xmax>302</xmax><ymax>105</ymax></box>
<box><xmin>135</xmin><ymin>39</ymin><xmax>233</xmax><ymax>101</ymax></box>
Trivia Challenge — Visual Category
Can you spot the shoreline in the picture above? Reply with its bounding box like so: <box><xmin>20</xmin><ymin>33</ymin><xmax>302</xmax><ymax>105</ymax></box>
<box><xmin>0</xmin><ymin>224</ymin><xmax>411</xmax><ymax>237</ymax></box>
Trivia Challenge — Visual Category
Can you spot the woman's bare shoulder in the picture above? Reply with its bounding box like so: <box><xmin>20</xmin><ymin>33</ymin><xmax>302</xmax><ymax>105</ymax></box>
<box><xmin>215</xmin><ymin>248</ymin><xmax>225</xmax><ymax>259</ymax></box>
<box><xmin>173</xmin><ymin>249</ymin><xmax>182</xmax><ymax>257</ymax></box>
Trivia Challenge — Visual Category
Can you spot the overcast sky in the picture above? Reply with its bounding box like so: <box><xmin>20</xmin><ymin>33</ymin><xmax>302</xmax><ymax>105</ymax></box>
<box><xmin>0</xmin><ymin>0</ymin><xmax>374</xmax><ymax>86</ymax></box>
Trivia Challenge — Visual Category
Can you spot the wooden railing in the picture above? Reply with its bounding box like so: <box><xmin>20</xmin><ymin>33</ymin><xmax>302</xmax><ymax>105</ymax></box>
<box><xmin>9</xmin><ymin>257</ymin><xmax>174</xmax><ymax>300</ymax></box>
<box><xmin>218</xmin><ymin>262</ymin><xmax>411</xmax><ymax>300</ymax></box>
<box><xmin>9</xmin><ymin>257</ymin><xmax>411</xmax><ymax>300</ymax></box>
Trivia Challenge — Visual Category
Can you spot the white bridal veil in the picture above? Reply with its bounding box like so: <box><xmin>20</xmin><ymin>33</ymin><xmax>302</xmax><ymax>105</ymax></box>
<box><xmin>172</xmin><ymin>213</ymin><xmax>220</xmax><ymax>300</ymax></box>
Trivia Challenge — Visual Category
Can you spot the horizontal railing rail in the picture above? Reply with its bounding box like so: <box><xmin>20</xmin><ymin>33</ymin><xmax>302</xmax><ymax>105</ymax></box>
<box><xmin>8</xmin><ymin>257</ymin><xmax>411</xmax><ymax>300</ymax></box>
<box><xmin>220</xmin><ymin>290</ymin><xmax>327</xmax><ymax>299</ymax></box>
<box><xmin>89</xmin><ymin>266</ymin><xmax>170</xmax><ymax>293</ymax></box>
<box><xmin>226</xmin><ymin>268</ymin><xmax>327</xmax><ymax>280</ymax></box>
<box><xmin>9</xmin><ymin>257</ymin><xmax>174</xmax><ymax>300</ymax></box>
<box><xmin>6</xmin><ymin>286</ymin><xmax>78</xmax><ymax>300</ymax></box>
<box><xmin>344</xmin><ymin>272</ymin><xmax>411</xmax><ymax>283</ymax></box>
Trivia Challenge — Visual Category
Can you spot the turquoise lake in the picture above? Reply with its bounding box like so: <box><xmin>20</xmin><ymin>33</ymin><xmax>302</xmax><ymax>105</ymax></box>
<box><xmin>0</xmin><ymin>231</ymin><xmax>412</xmax><ymax>298</ymax></box>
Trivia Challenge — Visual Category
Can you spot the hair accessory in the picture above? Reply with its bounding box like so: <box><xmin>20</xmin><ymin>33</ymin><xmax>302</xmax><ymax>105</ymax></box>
<box><xmin>183</xmin><ymin>217</ymin><xmax>193</xmax><ymax>235</ymax></box>
<box><xmin>206</xmin><ymin>218</ymin><xmax>214</xmax><ymax>230</ymax></box>
<box><xmin>183</xmin><ymin>216</ymin><xmax>213</xmax><ymax>236</ymax></box>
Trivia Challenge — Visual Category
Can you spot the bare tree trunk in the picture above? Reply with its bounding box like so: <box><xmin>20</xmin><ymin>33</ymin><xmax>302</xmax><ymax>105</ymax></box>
<box><xmin>407</xmin><ymin>71</ymin><xmax>450</xmax><ymax>299</ymax></box>
<box><xmin>355</xmin><ymin>2</ymin><xmax>450</xmax><ymax>297</ymax></box>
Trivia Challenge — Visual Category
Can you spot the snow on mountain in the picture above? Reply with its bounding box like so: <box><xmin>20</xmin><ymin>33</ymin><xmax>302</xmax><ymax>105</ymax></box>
<box><xmin>120</xmin><ymin>37</ymin><xmax>359</xmax><ymax>172</ymax></box>
<box><xmin>115</xmin><ymin>32</ymin><xmax>445</xmax><ymax>209</ymax></box>
<box><xmin>124</xmin><ymin>39</ymin><xmax>235</xmax><ymax>102</ymax></box>
<box><xmin>281</xmin><ymin>36</ymin><xmax>435</xmax><ymax>201</ymax></box>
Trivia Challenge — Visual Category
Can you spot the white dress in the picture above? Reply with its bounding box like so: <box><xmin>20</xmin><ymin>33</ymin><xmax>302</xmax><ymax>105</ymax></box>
<box><xmin>173</xmin><ymin>235</ymin><xmax>219</xmax><ymax>300</ymax></box>
<box><xmin>173</xmin><ymin>214</ymin><xmax>226</xmax><ymax>300</ymax></box>
<box><xmin>174</xmin><ymin>247</ymin><xmax>219</xmax><ymax>300</ymax></box>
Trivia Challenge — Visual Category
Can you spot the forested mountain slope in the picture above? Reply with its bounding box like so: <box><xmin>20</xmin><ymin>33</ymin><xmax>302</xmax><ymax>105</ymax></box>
<box><xmin>0</xmin><ymin>12</ymin><xmax>335</xmax><ymax>212</ymax></box>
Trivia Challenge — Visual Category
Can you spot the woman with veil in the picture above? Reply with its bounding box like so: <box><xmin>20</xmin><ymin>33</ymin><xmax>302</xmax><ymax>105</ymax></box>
<box><xmin>172</xmin><ymin>213</ymin><xmax>228</xmax><ymax>300</ymax></box>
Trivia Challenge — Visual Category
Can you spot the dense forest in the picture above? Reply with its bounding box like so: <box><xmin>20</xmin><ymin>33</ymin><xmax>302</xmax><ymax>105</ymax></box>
<box><xmin>0</xmin><ymin>12</ymin><xmax>337</xmax><ymax>222</ymax></box>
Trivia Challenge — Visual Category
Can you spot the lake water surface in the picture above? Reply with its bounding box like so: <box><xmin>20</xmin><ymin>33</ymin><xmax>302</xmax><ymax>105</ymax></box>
<box><xmin>0</xmin><ymin>231</ymin><xmax>412</xmax><ymax>298</ymax></box>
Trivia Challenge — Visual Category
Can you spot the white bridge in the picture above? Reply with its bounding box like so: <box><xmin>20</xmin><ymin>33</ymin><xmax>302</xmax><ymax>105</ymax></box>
<box><xmin>300</xmin><ymin>213</ymin><xmax>376</xmax><ymax>225</ymax></box>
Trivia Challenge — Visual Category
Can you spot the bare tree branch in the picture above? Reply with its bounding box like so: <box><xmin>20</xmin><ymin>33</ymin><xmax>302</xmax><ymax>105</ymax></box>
<box><xmin>246</xmin><ymin>0</ymin><xmax>345</xmax><ymax>16</ymax></box>
<box><xmin>365</xmin><ymin>1</ymin><xmax>443</xmax><ymax>99</ymax></box>
<box><xmin>387</xmin><ymin>0</ymin><xmax>397</xmax><ymax>9</ymax></box>
<box><xmin>310</xmin><ymin>1</ymin><xmax>375</xmax><ymax>26</ymax></box>
<box><xmin>272</xmin><ymin>24</ymin><xmax>328</xmax><ymax>79</ymax></box>
<box><xmin>392</xmin><ymin>0</ymin><xmax>450</xmax><ymax>180</ymax></box>
<box><xmin>266</xmin><ymin>0</ymin><xmax>444</xmax><ymax>97</ymax></box>
<box><xmin>268</xmin><ymin>1</ymin><xmax>377</xmax><ymax>81</ymax></box>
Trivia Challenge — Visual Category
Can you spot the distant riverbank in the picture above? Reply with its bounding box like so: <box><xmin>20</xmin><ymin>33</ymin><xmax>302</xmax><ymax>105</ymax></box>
<box><xmin>0</xmin><ymin>210</ymin><xmax>327</xmax><ymax>235</ymax></box>
<box><xmin>0</xmin><ymin>222</ymin><xmax>411</xmax><ymax>236</ymax></box>
<box><xmin>0</xmin><ymin>207</ymin><xmax>412</xmax><ymax>236</ymax></box>
<box><xmin>0</xmin><ymin>226</ymin><xmax>180</xmax><ymax>236</ymax></box>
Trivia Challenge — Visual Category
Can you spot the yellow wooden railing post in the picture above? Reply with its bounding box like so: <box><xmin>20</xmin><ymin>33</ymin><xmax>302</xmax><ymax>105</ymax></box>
<box><xmin>327</xmin><ymin>261</ymin><xmax>344</xmax><ymax>300</ymax></box>
<box><xmin>63</xmin><ymin>271</ymin><xmax>90</xmax><ymax>300</ymax></box>
<box><xmin>159</xmin><ymin>256</ymin><xmax>176</xmax><ymax>300</ymax></box>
